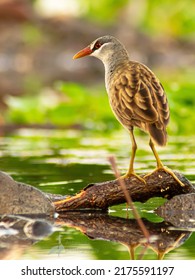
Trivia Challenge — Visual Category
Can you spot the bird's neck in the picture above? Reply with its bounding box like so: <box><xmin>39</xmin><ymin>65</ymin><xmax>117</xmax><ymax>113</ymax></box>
<box><xmin>103</xmin><ymin>50</ymin><xmax>129</xmax><ymax>92</ymax></box>
<box><xmin>104</xmin><ymin>49</ymin><xmax>129</xmax><ymax>72</ymax></box>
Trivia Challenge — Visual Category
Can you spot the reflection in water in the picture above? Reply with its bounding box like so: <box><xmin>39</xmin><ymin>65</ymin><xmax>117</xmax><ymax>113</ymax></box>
<box><xmin>57</xmin><ymin>212</ymin><xmax>192</xmax><ymax>260</ymax></box>
<box><xmin>0</xmin><ymin>212</ymin><xmax>193</xmax><ymax>260</ymax></box>
<box><xmin>0</xmin><ymin>215</ymin><xmax>56</xmax><ymax>260</ymax></box>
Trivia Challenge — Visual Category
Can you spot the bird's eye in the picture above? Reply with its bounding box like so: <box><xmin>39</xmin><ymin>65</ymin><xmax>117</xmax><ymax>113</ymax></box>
<box><xmin>93</xmin><ymin>42</ymin><xmax>102</xmax><ymax>50</ymax></box>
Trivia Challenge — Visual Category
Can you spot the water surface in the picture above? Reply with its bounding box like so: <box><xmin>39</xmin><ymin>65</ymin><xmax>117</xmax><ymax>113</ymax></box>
<box><xmin>0</xmin><ymin>129</ymin><xmax>194</xmax><ymax>260</ymax></box>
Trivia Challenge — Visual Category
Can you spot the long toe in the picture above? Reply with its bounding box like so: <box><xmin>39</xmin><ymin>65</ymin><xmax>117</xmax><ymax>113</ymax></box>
<box><xmin>122</xmin><ymin>172</ymin><xmax>146</xmax><ymax>184</ymax></box>
<box><xmin>144</xmin><ymin>166</ymin><xmax>184</xmax><ymax>186</ymax></box>
<box><xmin>159</xmin><ymin>166</ymin><xmax>184</xmax><ymax>186</ymax></box>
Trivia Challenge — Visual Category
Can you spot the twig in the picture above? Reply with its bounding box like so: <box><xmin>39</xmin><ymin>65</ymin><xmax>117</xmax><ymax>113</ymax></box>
<box><xmin>108</xmin><ymin>156</ymin><xmax>150</xmax><ymax>243</ymax></box>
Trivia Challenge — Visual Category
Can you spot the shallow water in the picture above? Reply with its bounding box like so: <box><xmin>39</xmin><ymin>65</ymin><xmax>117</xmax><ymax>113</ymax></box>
<box><xmin>0</xmin><ymin>128</ymin><xmax>195</xmax><ymax>260</ymax></box>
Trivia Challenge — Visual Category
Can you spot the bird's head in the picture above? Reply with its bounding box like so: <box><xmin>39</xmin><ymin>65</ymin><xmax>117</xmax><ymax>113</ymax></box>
<box><xmin>73</xmin><ymin>35</ymin><xmax>128</xmax><ymax>64</ymax></box>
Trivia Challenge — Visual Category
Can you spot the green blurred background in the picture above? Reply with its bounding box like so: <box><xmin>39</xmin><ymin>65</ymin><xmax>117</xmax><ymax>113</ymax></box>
<box><xmin>0</xmin><ymin>0</ymin><xmax>195</xmax><ymax>136</ymax></box>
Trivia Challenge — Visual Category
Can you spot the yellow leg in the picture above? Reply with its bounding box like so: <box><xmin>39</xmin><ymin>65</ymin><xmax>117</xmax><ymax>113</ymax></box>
<box><xmin>122</xmin><ymin>128</ymin><xmax>146</xmax><ymax>184</ymax></box>
<box><xmin>144</xmin><ymin>139</ymin><xmax>184</xmax><ymax>186</ymax></box>
<box><xmin>149</xmin><ymin>138</ymin><xmax>163</xmax><ymax>169</ymax></box>
<box><xmin>127</xmin><ymin>128</ymin><xmax>137</xmax><ymax>175</ymax></box>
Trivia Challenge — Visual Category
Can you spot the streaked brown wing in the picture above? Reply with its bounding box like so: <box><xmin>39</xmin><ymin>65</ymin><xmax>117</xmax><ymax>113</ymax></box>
<box><xmin>111</xmin><ymin>63</ymin><xmax>159</xmax><ymax>125</ymax></box>
<box><xmin>140</xmin><ymin>63</ymin><xmax>170</xmax><ymax>126</ymax></box>
<box><xmin>131</xmin><ymin>80</ymin><xmax>158</xmax><ymax>123</ymax></box>
<box><xmin>109</xmin><ymin>61</ymin><xmax>169</xmax><ymax>145</ymax></box>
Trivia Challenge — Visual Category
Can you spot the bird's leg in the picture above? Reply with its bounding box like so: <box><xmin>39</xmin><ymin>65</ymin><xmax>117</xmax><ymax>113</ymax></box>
<box><xmin>149</xmin><ymin>138</ymin><xmax>163</xmax><ymax>169</ymax></box>
<box><xmin>144</xmin><ymin>139</ymin><xmax>184</xmax><ymax>186</ymax></box>
<box><xmin>122</xmin><ymin>128</ymin><xmax>146</xmax><ymax>184</ymax></box>
<box><xmin>127</xmin><ymin>128</ymin><xmax>137</xmax><ymax>175</ymax></box>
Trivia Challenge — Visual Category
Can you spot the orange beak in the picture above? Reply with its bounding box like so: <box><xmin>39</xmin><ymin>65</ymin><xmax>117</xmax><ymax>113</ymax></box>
<box><xmin>73</xmin><ymin>46</ymin><xmax>93</xmax><ymax>59</ymax></box>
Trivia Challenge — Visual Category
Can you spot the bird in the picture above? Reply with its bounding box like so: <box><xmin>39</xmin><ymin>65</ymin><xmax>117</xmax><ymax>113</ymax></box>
<box><xmin>73</xmin><ymin>35</ymin><xmax>184</xmax><ymax>186</ymax></box>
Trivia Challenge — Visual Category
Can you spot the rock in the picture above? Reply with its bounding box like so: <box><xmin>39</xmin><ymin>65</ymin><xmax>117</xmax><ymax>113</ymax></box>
<box><xmin>0</xmin><ymin>171</ymin><xmax>54</xmax><ymax>215</ymax></box>
<box><xmin>156</xmin><ymin>193</ymin><xmax>195</xmax><ymax>228</ymax></box>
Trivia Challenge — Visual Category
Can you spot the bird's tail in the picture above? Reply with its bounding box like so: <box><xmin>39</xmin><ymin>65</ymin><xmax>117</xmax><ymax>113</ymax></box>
<box><xmin>148</xmin><ymin>123</ymin><xmax>167</xmax><ymax>146</ymax></box>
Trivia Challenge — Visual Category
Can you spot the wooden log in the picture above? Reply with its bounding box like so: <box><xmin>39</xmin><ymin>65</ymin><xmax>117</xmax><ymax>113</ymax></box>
<box><xmin>54</xmin><ymin>170</ymin><xmax>195</xmax><ymax>212</ymax></box>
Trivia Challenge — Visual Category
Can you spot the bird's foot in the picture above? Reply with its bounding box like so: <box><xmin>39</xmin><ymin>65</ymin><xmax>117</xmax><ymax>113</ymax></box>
<box><xmin>121</xmin><ymin>171</ymin><xmax>146</xmax><ymax>184</ymax></box>
<box><xmin>144</xmin><ymin>166</ymin><xmax>184</xmax><ymax>186</ymax></box>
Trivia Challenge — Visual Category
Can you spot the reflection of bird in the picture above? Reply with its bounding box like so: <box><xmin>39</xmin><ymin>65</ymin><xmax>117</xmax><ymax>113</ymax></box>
<box><xmin>73</xmin><ymin>35</ymin><xmax>183</xmax><ymax>185</ymax></box>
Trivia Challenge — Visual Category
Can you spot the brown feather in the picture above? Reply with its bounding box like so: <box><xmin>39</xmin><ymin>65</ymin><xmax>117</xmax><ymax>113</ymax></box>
<box><xmin>108</xmin><ymin>61</ymin><xmax>170</xmax><ymax>146</ymax></box>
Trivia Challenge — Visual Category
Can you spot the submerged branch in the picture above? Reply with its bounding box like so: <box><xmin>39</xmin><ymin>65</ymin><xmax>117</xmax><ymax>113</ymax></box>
<box><xmin>54</xmin><ymin>170</ymin><xmax>195</xmax><ymax>212</ymax></box>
